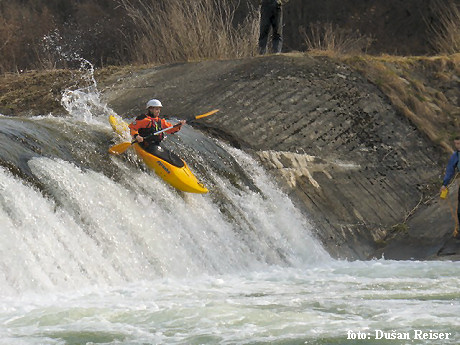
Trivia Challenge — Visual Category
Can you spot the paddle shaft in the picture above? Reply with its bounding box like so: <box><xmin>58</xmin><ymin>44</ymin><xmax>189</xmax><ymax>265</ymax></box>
<box><xmin>134</xmin><ymin>109</ymin><xmax>219</xmax><ymax>140</ymax></box>
<box><xmin>108</xmin><ymin>109</ymin><xmax>219</xmax><ymax>155</ymax></box>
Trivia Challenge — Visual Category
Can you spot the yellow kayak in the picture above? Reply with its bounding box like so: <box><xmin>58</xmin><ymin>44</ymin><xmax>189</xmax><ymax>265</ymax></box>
<box><xmin>109</xmin><ymin>115</ymin><xmax>208</xmax><ymax>194</ymax></box>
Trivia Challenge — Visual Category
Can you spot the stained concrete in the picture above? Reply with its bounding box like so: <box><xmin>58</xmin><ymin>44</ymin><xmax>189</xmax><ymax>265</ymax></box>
<box><xmin>101</xmin><ymin>54</ymin><xmax>459</xmax><ymax>260</ymax></box>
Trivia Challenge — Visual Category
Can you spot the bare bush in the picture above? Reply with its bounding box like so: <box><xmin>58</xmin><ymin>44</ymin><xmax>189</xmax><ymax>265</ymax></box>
<box><xmin>0</xmin><ymin>3</ymin><xmax>54</xmax><ymax>73</ymax></box>
<box><xmin>427</xmin><ymin>0</ymin><xmax>460</xmax><ymax>54</ymax></box>
<box><xmin>119</xmin><ymin>0</ymin><xmax>259</xmax><ymax>64</ymax></box>
<box><xmin>300</xmin><ymin>22</ymin><xmax>373</xmax><ymax>55</ymax></box>
<box><xmin>0</xmin><ymin>1</ymin><xmax>133</xmax><ymax>73</ymax></box>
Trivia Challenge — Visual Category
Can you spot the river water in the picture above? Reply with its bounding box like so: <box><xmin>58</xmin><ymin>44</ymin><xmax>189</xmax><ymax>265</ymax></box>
<box><xmin>0</xmin><ymin>84</ymin><xmax>458</xmax><ymax>345</ymax></box>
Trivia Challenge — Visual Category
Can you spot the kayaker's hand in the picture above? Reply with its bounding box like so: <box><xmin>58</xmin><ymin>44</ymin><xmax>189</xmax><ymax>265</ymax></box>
<box><xmin>440</xmin><ymin>185</ymin><xmax>447</xmax><ymax>193</ymax></box>
<box><xmin>180</xmin><ymin>120</ymin><xmax>186</xmax><ymax>126</ymax></box>
<box><xmin>136</xmin><ymin>135</ymin><xmax>144</xmax><ymax>142</ymax></box>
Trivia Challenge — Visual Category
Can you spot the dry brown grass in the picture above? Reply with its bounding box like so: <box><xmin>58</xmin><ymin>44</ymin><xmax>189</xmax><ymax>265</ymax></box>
<box><xmin>119</xmin><ymin>0</ymin><xmax>259</xmax><ymax>64</ymax></box>
<box><xmin>0</xmin><ymin>70</ymin><xmax>74</xmax><ymax>115</ymax></box>
<box><xmin>0</xmin><ymin>65</ymin><xmax>140</xmax><ymax>115</ymax></box>
<box><xmin>300</xmin><ymin>22</ymin><xmax>374</xmax><ymax>56</ymax></box>
<box><xmin>427</xmin><ymin>0</ymin><xmax>460</xmax><ymax>54</ymax></box>
<box><xmin>0</xmin><ymin>4</ymin><xmax>54</xmax><ymax>73</ymax></box>
<box><xmin>342</xmin><ymin>54</ymin><xmax>460</xmax><ymax>152</ymax></box>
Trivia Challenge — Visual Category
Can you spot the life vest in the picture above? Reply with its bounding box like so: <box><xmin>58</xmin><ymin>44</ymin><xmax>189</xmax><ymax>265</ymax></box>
<box><xmin>129</xmin><ymin>114</ymin><xmax>165</xmax><ymax>143</ymax></box>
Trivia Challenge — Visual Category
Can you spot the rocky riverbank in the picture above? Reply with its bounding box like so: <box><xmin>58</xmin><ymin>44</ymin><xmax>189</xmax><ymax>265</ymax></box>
<box><xmin>2</xmin><ymin>53</ymin><xmax>459</xmax><ymax>260</ymax></box>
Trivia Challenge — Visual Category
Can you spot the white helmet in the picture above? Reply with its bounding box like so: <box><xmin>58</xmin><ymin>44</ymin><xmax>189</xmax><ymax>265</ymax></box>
<box><xmin>146</xmin><ymin>99</ymin><xmax>162</xmax><ymax>108</ymax></box>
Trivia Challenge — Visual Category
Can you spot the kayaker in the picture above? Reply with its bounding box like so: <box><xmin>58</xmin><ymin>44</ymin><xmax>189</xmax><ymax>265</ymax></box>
<box><xmin>128</xmin><ymin>99</ymin><xmax>186</xmax><ymax>166</ymax></box>
<box><xmin>440</xmin><ymin>136</ymin><xmax>460</xmax><ymax>238</ymax></box>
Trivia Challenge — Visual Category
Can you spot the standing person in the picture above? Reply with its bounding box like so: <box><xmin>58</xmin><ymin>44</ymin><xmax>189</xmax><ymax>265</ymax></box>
<box><xmin>440</xmin><ymin>136</ymin><xmax>460</xmax><ymax>238</ymax></box>
<box><xmin>129</xmin><ymin>99</ymin><xmax>186</xmax><ymax>167</ymax></box>
<box><xmin>258</xmin><ymin>0</ymin><xmax>288</xmax><ymax>54</ymax></box>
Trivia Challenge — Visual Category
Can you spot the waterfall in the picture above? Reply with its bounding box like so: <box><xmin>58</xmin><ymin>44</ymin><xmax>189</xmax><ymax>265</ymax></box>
<box><xmin>0</xmin><ymin>82</ymin><xmax>327</xmax><ymax>296</ymax></box>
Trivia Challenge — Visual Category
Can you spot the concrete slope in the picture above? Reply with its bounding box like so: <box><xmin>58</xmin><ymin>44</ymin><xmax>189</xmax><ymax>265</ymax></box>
<box><xmin>102</xmin><ymin>54</ymin><xmax>458</xmax><ymax>260</ymax></box>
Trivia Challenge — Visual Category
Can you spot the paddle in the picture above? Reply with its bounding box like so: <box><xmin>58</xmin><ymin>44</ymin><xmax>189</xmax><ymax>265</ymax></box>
<box><xmin>108</xmin><ymin>125</ymin><xmax>179</xmax><ymax>155</ymax></box>
<box><xmin>108</xmin><ymin>109</ymin><xmax>219</xmax><ymax>155</ymax></box>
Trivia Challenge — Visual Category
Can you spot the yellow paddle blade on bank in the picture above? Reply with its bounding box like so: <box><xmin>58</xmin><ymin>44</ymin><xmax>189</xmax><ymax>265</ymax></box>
<box><xmin>194</xmin><ymin>109</ymin><xmax>219</xmax><ymax>120</ymax></box>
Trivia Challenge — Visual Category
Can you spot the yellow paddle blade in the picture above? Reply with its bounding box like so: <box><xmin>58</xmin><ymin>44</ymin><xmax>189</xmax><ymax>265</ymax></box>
<box><xmin>194</xmin><ymin>109</ymin><xmax>219</xmax><ymax>120</ymax></box>
<box><xmin>108</xmin><ymin>141</ymin><xmax>132</xmax><ymax>155</ymax></box>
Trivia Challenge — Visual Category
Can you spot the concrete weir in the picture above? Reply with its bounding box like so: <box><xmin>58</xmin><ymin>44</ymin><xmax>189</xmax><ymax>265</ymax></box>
<box><xmin>102</xmin><ymin>54</ymin><xmax>459</xmax><ymax>260</ymax></box>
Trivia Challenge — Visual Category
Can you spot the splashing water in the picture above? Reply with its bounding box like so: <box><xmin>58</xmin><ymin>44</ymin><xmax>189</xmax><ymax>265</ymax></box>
<box><xmin>41</xmin><ymin>30</ymin><xmax>113</xmax><ymax>123</ymax></box>
<box><xmin>0</xmin><ymin>52</ymin><xmax>458</xmax><ymax>345</ymax></box>
<box><xmin>59</xmin><ymin>59</ymin><xmax>113</xmax><ymax>123</ymax></box>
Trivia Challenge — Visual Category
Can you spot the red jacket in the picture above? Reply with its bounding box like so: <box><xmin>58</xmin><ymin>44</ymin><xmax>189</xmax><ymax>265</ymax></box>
<box><xmin>129</xmin><ymin>114</ymin><xmax>181</xmax><ymax>142</ymax></box>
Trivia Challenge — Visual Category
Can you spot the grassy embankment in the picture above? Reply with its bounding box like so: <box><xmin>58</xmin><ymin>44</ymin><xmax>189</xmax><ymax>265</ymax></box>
<box><xmin>2</xmin><ymin>54</ymin><xmax>458</xmax><ymax>153</ymax></box>
<box><xmin>343</xmin><ymin>53</ymin><xmax>460</xmax><ymax>153</ymax></box>
<box><xmin>1</xmin><ymin>0</ymin><xmax>458</xmax><ymax>152</ymax></box>
<box><xmin>303</xmin><ymin>0</ymin><xmax>460</xmax><ymax>153</ymax></box>
<box><xmin>0</xmin><ymin>66</ymin><xmax>141</xmax><ymax>116</ymax></box>
<box><xmin>0</xmin><ymin>0</ymin><xmax>259</xmax><ymax>115</ymax></box>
